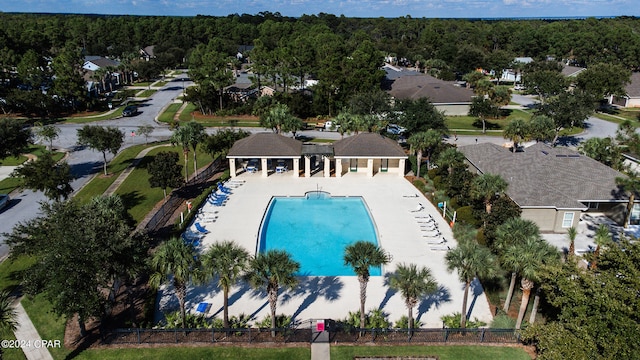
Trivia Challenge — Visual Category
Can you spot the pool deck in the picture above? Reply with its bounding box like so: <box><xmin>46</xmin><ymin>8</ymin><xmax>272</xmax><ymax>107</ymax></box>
<box><xmin>157</xmin><ymin>172</ymin><xmax>494</xmax><ymax>328</ymax></box>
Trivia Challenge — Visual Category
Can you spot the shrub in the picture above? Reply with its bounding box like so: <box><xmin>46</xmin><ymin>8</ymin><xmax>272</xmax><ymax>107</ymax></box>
<box><xmin>255</xmin><ymin>314</ymin><xmax>293</xmax><ymax>329</ymax></box>
<box><xmin>490</xmin><ymin>313</ymin><xmax>516</xmax><ymax>329</ymax></box>
<box><xmin>441</xmin><ymin>312</ymin><xmax>487</xmax><ymax>329</ymax></box>
<box><xmin>342</xmin><ymin>309</ymin><xmax>391</xmax><ymax>329</ymax></box>
<box><xmin>211</xmin><ymin>313</ymin><xmax>251</xmax><ymax>329</ymax></box>
<box><xmin>161</xmin><ymin>311</ymin><xmax>211</xmax><ymax>329</ymax></box>
<box><xmin>432</xmin><ymin>175</ymin><xmax>443</xmax><ymax>189</ymax></box>
<box><xmin>455</xmin><ymin>205</ymin><xmax>479</xmax><ymax>227</ymax></box>
<box><xmin>394</xmin><ymin>315</ymin><xmax>423</xmax><ymax>329</ymax></box>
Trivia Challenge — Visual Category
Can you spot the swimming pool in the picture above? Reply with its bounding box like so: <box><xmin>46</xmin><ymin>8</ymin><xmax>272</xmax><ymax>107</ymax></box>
<box><xmin>258</xmin><ymin>193</ymin><xmax>380</xmax><ymax>276</ymax></box>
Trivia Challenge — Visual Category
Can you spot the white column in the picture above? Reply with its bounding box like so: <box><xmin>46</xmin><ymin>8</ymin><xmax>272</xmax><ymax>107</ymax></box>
<box><xmin>261</xmin><ymin>158</ymin><xmax>268</xmax><ymax>178</ymax></box>
<box><xmin>336</xmin><ymin>159</ymin><xmax>343</xmax><ymax>178</ymax></box>
<box><xmin>324</xmin><ymin>156</ymin><xmax>331</xmax><ymax>178</ymax></box>
<box><xmin>229</xmin><ymin>159</ymin><xmax>237</xmax><ymax>178</ymax></box>
<box><xmin>367</xmin><ymin>158</ymin><xmax>374</xmax><ymax>177</ymax></box>
<box><xmin>398</xmin><ymin>158</ymin><xmax>406</xmax><ymax>176</ymax></box>
<box><xmin>304</xmin><ymin>156</ymin><xmax>311</xmax><ymax>178</ymax></box>
<box><xmin>293</xmin><ymin>158</ymin><xmax>300</xmax><ymax>178</ymax></box>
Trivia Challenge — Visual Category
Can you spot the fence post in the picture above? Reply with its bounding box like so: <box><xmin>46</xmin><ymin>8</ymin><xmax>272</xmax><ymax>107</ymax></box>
<box><xmin>481</xmin><ymin>328</ymin><xmax>485</xmax><ymax>342</ymax></box>
<box><xmin>212</xmin><ymin>328</ymin><xmax>215</xmax><ymax>343</ymax></box>
<box><xmin>137</xmin><ymin>328</ymin><xmax>141</xmax><ymax>344</ymax></box>
<box><xmin>175</xmin><ymin>328</ymin><xmax>178</xmax><ymax>343</ymax></box>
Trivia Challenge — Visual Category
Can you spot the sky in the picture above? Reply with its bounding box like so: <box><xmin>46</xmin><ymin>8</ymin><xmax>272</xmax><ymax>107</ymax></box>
<box><xmin>0</xmin><ymin>0</ymin><xmax>637</xmax><ymax>19</ymax></box>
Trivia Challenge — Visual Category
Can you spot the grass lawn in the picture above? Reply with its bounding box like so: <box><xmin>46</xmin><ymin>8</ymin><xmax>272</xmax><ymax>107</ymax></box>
<box><xmin>136</xmin><ymin>89</ymin><xmax>157</xmax><ymax>98</ymax></box>
<box><xmin>21</xmin><ymin>294</ymin><xmax>70</xmax><ymax>359</ymax></box>
<box><xmin>70</xmin><ymin>344</ymin><xmax>531</xmax><ymax>360</ymax></box>
<box><xmin>176</xmin><ymin>103</ymin><xmax>261</xmax><ymax>127</ymax></box>
<box><xmin>332</xmin><ymin>345</ymin><xmax>531</xmax><ymax>360</ymax></box>
<box><xmin>157</xmin><ymin>103</ymin><xmax>182</xmax><ymax>123</ymax></box>
<box><xmin>73</xmin><ymin>144</ymin><xmax>152</xmax><ymax>204</ymax></box>
<box><xmin>594</xmin><ymin>109</ymin><xmax>640</xmax><ymax>125</ymax></box>
<box><xmin>114</xmin><ymin>145</ymin><xmax>213</xmax><ymax>224</ymax></box>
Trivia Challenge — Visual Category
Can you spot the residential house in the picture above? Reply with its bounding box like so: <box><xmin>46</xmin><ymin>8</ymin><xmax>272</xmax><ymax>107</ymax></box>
<box><xmin>459</xmin><ymin>142</ymin><xmax>638</xmax><ymax>232</ymax></box>
<box><xmin>139</xmin><ymin>46</ymin><xmax>155</xmax><ymax>61</ymax></box>
<box><xmin>384</xmin><ymin>65</ymin><xmax>474</xmax><ymax>116</ymax></box>
<box><xmin>610</xmin><ymin>72</ymin><xmax>640</xmax><ymax>108</ymax></box>
<box><xmin>83</xmin><ymin>56</ymin><xmax>121</xmax><ymax>95</ymax></box>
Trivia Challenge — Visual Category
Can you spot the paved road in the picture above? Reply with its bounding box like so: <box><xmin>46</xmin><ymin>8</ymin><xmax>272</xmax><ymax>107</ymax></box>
<box><xmin>0</xmin><ymin>76</ymin><xmax>191</xmax><ymax>259</ymax></box>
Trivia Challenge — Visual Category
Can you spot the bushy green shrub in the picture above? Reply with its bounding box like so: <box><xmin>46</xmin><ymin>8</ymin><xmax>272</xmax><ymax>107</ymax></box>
<box><xmin>342</xmin><ymin>309</ymin><xmax>391</xmax><ymax>329</ymax></box>
<box><xmin>161</xmin><ymin>311</ymin><xmax>211</xmax><ymax>329</ymax></box>
<box><xmin>455</xmin><ymin>205</ymin><xmax>479</xmax><ymax>227</ymax></box>
<box><xmin>432</xmin><ymin>175</ymin><xmax>443</xmax><ymax>189</ymax></box>
<box><xmin>441</xmin><ymin>312</ymin><xmax>487</xmax><ymax>329</ymax></box>
<box><xmin>211</xmin><ymin>313</ymin><xmax>251</xmax><ymax>329</ymax></box>
<box><xmin>394</xmin><ymin>315</ymin><xmax>423</xmax><ymax>329</ymax></box>
<box><xmin>427</xmin><ymin>168</ymin><xmax>439</xmax><ymax>180</ymax></box>
<box><xmin>255</xmin><ymin>314</ymin><xmax>293</xmax><ymax>329</ymax></box>
<box><xmin>490</xmin><ymin>313</ymin><xmax>516</xmax><ymax>329</ymax></box>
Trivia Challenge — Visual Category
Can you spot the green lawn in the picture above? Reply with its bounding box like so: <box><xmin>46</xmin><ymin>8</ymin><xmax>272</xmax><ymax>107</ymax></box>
<box><xmin>136</xmin><ymin>89</ymin><xmax>157</xmax><ymax>98</ymax></box>
<box><xmin>332</xmin><ymin>345</ymin><xmax>531</xmax><ymax>360</ymax></box>
<box><xmin>114</xmin><ymin>145</ymin><xmax>213</xmax><ymax>224</ymax></box>
<box><xmin>68</xmin><ymin>344</ymin><xmax>531</xmax><ymax>360</ymax></box>
<box><xmin>73</xmin><ymin>144</ymin><xmax>151</xmax><ymax>204</ymax></box>
<box><xmin>157</xmin><ymin>103</ymin><xmax>182</xmax><ymax>123</ymax></box>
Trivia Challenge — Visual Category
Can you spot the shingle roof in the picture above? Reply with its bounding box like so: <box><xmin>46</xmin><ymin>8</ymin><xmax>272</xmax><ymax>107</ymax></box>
<box><xmin>624</xmin><ymin>72</ymin><xmax>640</xmax><ymax>98</ymax></box>
<box><xmin>87</xmin><ymin>57</ymin><xmax>120</xmax><ymax>68</ymax></box>
<box><xmin>386</xmin><ymin>72</ymin><xmax>474</xmax><ymax>104</ymax></box>
<box><xmin>227</xmin><ymin>133</ymin><xmax>302</xmax><ymax>158</ymax></box>
<box><xmin>333</xmin><ymin>133</ymin><xmax>407</xmax><ymax>158</ymax></box>
<box><xmin>459</xmin><ymin>142</ymin><xmax>628</xmax><ymax>209</ymax></box>
<box><xmin>561</xmin><ymin>65</ymin><xmax>586</xmax><ymax>77</ymax></box>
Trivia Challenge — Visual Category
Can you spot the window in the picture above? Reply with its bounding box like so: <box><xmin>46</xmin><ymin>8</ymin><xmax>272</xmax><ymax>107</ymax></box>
<box><xmin>630</xmin><ymin>203</ymin><xmax>640</xmax><ymax>226</ymax></box>
<box><xmin>562</xmin><ymin>212</ymin><xmax>575</xmax><ymax>228</ymax></box>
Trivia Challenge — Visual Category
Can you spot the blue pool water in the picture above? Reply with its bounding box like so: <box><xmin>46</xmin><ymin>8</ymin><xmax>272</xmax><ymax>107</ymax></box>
<box><xmin>258</xmin><ymin>195</ymin><xmax>380</xmax><ymax>276</ymax></box>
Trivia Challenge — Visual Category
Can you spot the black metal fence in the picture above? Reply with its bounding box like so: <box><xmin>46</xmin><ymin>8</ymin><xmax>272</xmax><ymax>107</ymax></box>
<box><xmin>138</xmin><ymin>156</ymin><xmax>222</xmax><ymax>233</ymax></box>
<box><xmin>102</xmin><ymin>327</ymin><xmax>520</xmax><ymax>345</ymax></box>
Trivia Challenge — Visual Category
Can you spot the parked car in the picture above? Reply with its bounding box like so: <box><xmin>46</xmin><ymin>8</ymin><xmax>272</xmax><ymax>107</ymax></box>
<box><xmin>122</xmin><ymin>105</ymin><xmax>138</xmax><ymax>117</ymax></box>
<box><xmin>386</xmin><ymin>124</ymin><xmax>406</xmax><ymax>135</ymax></box>
<box><xmin>0</xmin><ymin>194</ymin><xmax>10</xmax><ymax>211</ymax></box>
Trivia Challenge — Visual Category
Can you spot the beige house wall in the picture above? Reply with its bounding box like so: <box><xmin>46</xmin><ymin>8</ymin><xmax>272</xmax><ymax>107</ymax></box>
<box><xmin>435</xmin><ymin>104</ymin><xmax>471</xmax><ymax>116</ymax></box>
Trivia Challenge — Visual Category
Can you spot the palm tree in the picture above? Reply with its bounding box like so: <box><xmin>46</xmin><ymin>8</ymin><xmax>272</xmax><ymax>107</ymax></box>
<box><xmin>149</xmin><ymin>237</ymin><xmax>200</xmax><ymax>329</ymax></box>
<box><xmin>344</xmin><ymin>241</ymin><xmax>391</xmax><ymax>331</ymax></box>
<box><xmin>407</xmin><ymin>130</ymin><xmax>442</xmax><ymax>178</ymax></box>
<box><xmin>567</xmin><ymin>226</ymin><xmax>578</xmax><ymax>260</ymax></box>
<box><xmin>0</xmin><ymin>290</ymin><xmax>17</xmax><ymax>333</ymax></box>
<box><xmin>494</xmin><ymin>217</ymin><xmax>541</xmax><ymax>313</ymax></box>
<box><xmin>388</xmin><ymin>263</ymin><xmax>438</xmax><ymax>334</ymax></box>
<box><xmin>245</xmin><ymin>249</ymin><xmax>299</xmax><ymax>337</ymax></box>
<box><xmin>202</xmin><ymin>241</ymin><xmax>250</xmax><ymax>329</ymax></box>
<box><xmin>183</xmin><ymin>121</ymin><xmax>206</xmax><ymax>179</ymax></box>
<box><xmin>0</xmin><ymin>290</ymin><xmax>17</xmax><ymax>359</ymax></box>
<box><xmin>616</xmin><ymin>171</ymin><xmax>640</xmax><ymax>229</ymax></box>
<box><xmin>445</xmin><ymin>239</ymin><xmax>499</xmax><ymax>328</ymax></box>
<box><xmin>435</xmin><ymin>147</ymin><xmax>466</xmax><ymax>176</ymax></box>
<box><xmin>171</xmin><ymin>125</ymin><xmax>193</xmax><ymax>182</ymax></box>
<box><xmin>470</xmin><ymin>173</ymin><xmax>508</xmax><ymax>216</ymax></box>
<box><xmin>503</xmin><ymin>118</ymin><xmax>529</xmax><ymax>153</ymax></box>
<box><xmin>591</xmin><ymin>224</ymin><xmax>612</xmax><ymax>270</ymax></box>
<box><xmin>504</xmin><ymin>236</ymin><xmax>559</xmax><ymax>329</ymax></box>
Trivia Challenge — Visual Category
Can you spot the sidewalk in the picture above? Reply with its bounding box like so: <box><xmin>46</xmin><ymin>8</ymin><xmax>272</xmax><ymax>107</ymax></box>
<box><xmin>104</xmin><ymin>143</ymin><xmax>171</xmax><ymax>196</ymax></box>
<box><xmin>13</xmin><ymin>301</ymin><xmax>53</xmax><ymax>360</ymax></box>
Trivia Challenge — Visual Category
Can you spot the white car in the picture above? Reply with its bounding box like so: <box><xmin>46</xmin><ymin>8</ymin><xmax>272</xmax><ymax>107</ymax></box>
<box><xmin>0</xmin><ymin>194</ymin><xmax>9</xmax><ymax>211</ymax></box>
<box><xmin>386</xmin><ymin>124</ymin><xmax>406</xmax><ymax>135</ymax></box>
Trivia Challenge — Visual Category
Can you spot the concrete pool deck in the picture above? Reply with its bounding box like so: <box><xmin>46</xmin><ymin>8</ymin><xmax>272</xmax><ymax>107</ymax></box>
<box><xmin>157</xmin><ymin>173</ymin><xmax>493</xmax><ymax>328</ymax></box>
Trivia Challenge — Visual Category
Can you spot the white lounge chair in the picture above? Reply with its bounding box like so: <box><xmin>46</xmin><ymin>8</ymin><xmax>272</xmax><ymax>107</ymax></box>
<box><xmin>409</xmin><ymin>203</ymin><xmax>424</xmax><ymax>212</ymax></box>
<box><xmin>429</xmin><ymin>244</ymin><xmax>450</xmax><ymax>251</ymax></box>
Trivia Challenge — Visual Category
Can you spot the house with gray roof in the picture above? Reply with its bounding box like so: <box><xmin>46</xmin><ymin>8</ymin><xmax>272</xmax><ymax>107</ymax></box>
<box><xmin>384</xmin><ymin>65</ymin><xmax>474</xmax><ymax>116</ymax></box>
<box><xmin>459</xmin><ymin>142</ymin><xmax>637</xmax><ymax>232</ymax></box>
<box><xmin>227</xmin><ymin>132</ymin><xmax>407</xmax><ymax>178</ymax></box>
<box><xmin>610</xmin><ymin>72</ymin><xmax>640</xmax><ymax>108</ymax></box>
